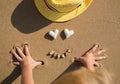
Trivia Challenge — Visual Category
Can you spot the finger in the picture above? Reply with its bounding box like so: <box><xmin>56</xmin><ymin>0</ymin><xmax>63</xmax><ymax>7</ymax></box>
<box><xmin>95</xmin><ymin>55</ymin><xmax>108</xmax><ymax>61</ymax></box>
<box><xmin>34</xmin><ymin>61</ymin><xmax>45</xmax><ymax>69</ymax></box>
<box><xmin>24</xmin><ymin>44</ymin><xmax>30</xmax><ymax>56</ymax></box>
<box><xmin>11</xmin><ymin>50</ymin><xmax>23</xmax><ymax>61</ymax></box>
<box><xmin>97</xmin><ymin>49</ymin><xmax>106</xmax><ymax>55</ymax></box>
<box><xmin>90</xmin><ymin>43</ymin><xmax>99</xmax><ymax>52</ymax></box>
<box><xmin>16</xmin><ymin>46</ymin><xmax>25</xmax><ymax>58</ymax></box>
<box><xmin>37</xmin><ymin>61</ymin><xmax>45</xmax><ymax>65</ymax></box>
<box><xmin>13</xmin><ymin>62</ymin><xmax>20</xmax><ymax>65</ymax></box>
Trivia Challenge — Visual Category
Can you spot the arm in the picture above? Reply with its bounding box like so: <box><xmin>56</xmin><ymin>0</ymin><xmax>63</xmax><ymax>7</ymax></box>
<box><xmin>74</xmin><ymin>43</ymin><xmax>108</xmax><ymax>72</ymax></box>
<box><xmin>21</xmin><ymin>66</ymin><xmax>34</xmax><ymax>84</ymax></box>
<box><xmin>10</xmin><ymin>44</ymin><xmax>43</xmax><ymax>84</ymax></box>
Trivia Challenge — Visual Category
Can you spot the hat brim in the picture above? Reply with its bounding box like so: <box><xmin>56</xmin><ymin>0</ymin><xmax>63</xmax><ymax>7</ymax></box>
<box><xmin>34</xmin><ymin>0</ymin><xmax>93</xmax><ymax>22</ymax></box>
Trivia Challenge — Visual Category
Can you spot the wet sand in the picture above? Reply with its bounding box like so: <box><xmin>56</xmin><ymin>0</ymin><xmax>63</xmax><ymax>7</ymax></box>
<box><xmin>0</xmin><ymin>0</ymin><xmax>120</xmax><ymax>84</ymax></box>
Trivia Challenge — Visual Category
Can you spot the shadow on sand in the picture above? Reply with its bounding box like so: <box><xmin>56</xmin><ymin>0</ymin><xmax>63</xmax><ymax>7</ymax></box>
<box><xmin>51</xmin><ymin>61</ymin><xmax>83</xmax><ymax>83</ymax></box>
<box><xmin>0</xmin><ymin>66</ymin><xmax>21</xmax><ymax>84</ymax></box>
<box><xmin>11</xmin><ymin>0</ymin><xmax>52</xmax><ymax>34</ymax></box>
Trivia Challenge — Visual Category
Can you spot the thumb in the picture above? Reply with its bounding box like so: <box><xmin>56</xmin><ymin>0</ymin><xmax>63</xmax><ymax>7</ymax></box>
<box><xmin>36</xmin><ymin>61</ymin><xmax>44</xmax><ymax>66</ymax></box>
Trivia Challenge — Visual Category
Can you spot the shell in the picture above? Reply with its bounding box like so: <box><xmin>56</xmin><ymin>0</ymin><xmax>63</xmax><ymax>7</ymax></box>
<box><xmin>53</xmin><ymin>52</ymin><xmax>58</xmax><ymax>57</ymax></box>
<box><xmin>56</xmin><ymin>54</ymin><xmax>61</xmax><ymax>59</ymax></box>
<box><xmin>64</xmin><ymin>52</ymin><xmax>69</xmax><ymax>56</ymax></box>
<box><xmin>48</xmin><ymin>50</ymin><xmax>55</xmax><ymax>56</ymax></box>
<box><xmin>66</xmin><ymin>49</ymin><xmax>72</xmax><ymax>53</ymax></box>
<box><xmin>60</xmin><ymin>54</ymin><xmax>65</xmax><ymax>58</ymax></box>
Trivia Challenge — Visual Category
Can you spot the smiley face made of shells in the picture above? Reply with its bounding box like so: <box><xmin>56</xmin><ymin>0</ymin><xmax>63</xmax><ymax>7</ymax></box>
<box><xmin>47</xmin><ymin>28</ymin><xmax>74</xmax><ymax>59</ymax></box>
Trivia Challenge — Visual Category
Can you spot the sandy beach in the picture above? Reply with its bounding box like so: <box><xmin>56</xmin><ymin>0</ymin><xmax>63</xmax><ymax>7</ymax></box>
<box><xmin>0</xmin><ymin>0</ymin><xmax>120</xmax><ymax>84</ymax></box>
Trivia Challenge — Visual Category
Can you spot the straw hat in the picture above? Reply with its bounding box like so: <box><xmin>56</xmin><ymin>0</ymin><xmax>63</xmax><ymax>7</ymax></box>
<box><xmin>34</xmin><ymin>0</ymin><xmax>93</xmax><ymax>22</ymax></box>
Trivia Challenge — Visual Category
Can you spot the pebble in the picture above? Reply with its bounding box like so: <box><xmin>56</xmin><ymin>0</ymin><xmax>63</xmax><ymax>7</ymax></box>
<box><xmin>64</xmin><ymin>52</ymin><xmax>69</xmax><ymax>56</ymax></box>
<box><xmin>66</xmin><ymin>49</ymin><xmax>72</xmax><ymax>53</ymax></box>
<box><xmin>56</xmin><ymin>54</ymin><xmax>61</xmax><ymax>59</ymax></box>
<box><xmin>53</xmin><ymin>52</ymin><xmax>58</xmax><ymax>57</ymax></box>
<box><xmin>48</xmin><ymin>50</ymin><xmax>55</xmax><ymax>56</ymax></box>
<box><xmin>60</xmin><ymin>54</ymin><xmax>65</xmax><ymax>58</ymax></box>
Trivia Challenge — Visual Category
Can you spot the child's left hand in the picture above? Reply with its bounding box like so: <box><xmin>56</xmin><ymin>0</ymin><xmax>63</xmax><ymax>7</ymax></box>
<box><xmin>74</xmin><ymin>43</ymin><xmax>108</xmax><ymax>72</ymax></box>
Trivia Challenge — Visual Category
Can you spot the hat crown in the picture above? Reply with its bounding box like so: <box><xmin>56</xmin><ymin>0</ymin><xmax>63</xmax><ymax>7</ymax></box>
<box><xmin>46</xmin><ymin>0</ymin><xmax>83</xmax><ymax>12</ymax></box>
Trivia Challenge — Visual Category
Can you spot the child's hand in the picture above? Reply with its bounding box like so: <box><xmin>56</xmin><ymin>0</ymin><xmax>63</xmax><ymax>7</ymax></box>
<box><xmin>74</xmin><ymin>43</ymin><xmax>108</xmax><ymax>72</ymax></box>
<box><xmin>10</xmin><ymin>44</ymin><xmax>44</xmax><ymax>70</ymax></box>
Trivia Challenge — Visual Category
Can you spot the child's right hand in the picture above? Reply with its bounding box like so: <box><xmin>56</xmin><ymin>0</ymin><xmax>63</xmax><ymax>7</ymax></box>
<box><xmin>74</xmin><ymin>43</ymin><xmax>108</xmax><ymax>72</ymax></box>
<box><xmin>10</xmin><ymin>44</ymin><xmax>44</xmax><ymax>70</ymax></box>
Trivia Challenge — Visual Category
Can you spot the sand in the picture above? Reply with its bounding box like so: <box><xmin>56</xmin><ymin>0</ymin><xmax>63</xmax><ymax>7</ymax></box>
<box><xmin>0</xmin><ymin>0</ymin><xmax>120</xmax><ymax>84</ymax></box>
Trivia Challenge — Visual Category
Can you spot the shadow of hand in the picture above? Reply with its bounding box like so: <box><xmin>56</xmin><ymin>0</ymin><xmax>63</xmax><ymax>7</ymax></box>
<box><xmin>0</xmin><ymin>66</ymin><xmax>21</xmax><ymax>84</ymax></box>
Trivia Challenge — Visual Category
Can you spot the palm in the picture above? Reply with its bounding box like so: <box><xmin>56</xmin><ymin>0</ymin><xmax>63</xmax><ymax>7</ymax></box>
<box><xmin>75</xmin><ymin>44</ymin><xmax>107</xmax><ymax>71</ymax></box>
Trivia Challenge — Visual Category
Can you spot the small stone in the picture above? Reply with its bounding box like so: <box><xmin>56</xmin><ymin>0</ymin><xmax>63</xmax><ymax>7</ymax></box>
<box><xmin>60</xmin><ymin>54</ymin><xmax>65</xmax><ymax>58</ymax></box>
<box><xmin>64</xmin><ymin>29</ymin><xmax>74</xmax><ymax>38</ymax></box>
<box><xmin>48</xmin><ymin>50</ymin><xmax>55</xmax><ymax>56</ymax></box>
<box><xmin>48</xmin><ymin>29</ymin><xmax>59</xmax><ymax>39</ymax></box>
<box><xmin>52</xmin><ymin>52</ymin><xmax>58</xmax><ymax>57</ymax></box>
<box><xmin>56</xmin><ymin>54</ymin><xmax>61</xmax><ymax>59</ymax></box>
<box><xmin>66</xmin><ymin>49</ymin><xmax>72</xmax><ymax>53</ymax></box>
<box><xmin>64</xmin><ymin>52</ymin><xmax>69</xmax><ymax>56</ymax></box>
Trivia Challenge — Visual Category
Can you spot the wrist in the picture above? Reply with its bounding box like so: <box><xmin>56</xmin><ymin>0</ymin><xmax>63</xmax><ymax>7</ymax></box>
<box><xmin>21</xmin><ymin>66</ymin><xmax>33</xmax><ymax>72</ymax></box>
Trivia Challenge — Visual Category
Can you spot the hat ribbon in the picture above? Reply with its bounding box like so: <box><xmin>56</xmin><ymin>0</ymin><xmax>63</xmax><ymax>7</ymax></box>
<box><xmin>44</xmin><ymin>0</ymin><xmax>84</xmax><ymax>13</ymax></box>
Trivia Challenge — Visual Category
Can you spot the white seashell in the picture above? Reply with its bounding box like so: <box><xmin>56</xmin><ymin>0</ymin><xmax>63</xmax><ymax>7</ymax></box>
<box><xmin>66</xmin><ymin>49</ymin><xmax>72</xmax><ymax>53</ymax></box>
<box><xmin>56</xmin><ymin>54</ymin><xmax>61</xmax><ymax>59</ymax></box>
<box><xmin>64</xmin><ymin>52</ymin><xmax>68</xmax><ymax>56</ymax></box>
<box><xmin>61</xmin><ymin>54</ymin><xmax>65</xmax><ymax>58</ymax></box>
<box><xmin>48</xmin><ymin>50</ymin><xmax>55</xmax><ymax>56</ymax></box>
<box><xmin>64</xmin><ymin>29</ymin><xmax>74</xmax><ymax>38</ymax></box>
<box><xmin>48</xmin><ymin>29</ymin><xmax>59</xmax><ymax>39</ymax></box>
<box><xmin>53</xmin><ymin>52</ymin><xmax>58</xmax><ymax>57</ymax></box>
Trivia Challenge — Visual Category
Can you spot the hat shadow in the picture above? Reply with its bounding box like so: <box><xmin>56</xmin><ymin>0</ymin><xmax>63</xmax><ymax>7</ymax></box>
<box><xmin>11</xmin><ymin>0</ymin><xmax>52</xmax><ymax>34</ymax></box>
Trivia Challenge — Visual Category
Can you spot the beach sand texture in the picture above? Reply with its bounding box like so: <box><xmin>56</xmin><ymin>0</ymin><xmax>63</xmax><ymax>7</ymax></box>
<box><xmin>0</xmin><ymin>0</ymin><xmax>120</xmax><ymax>84</ymax></box>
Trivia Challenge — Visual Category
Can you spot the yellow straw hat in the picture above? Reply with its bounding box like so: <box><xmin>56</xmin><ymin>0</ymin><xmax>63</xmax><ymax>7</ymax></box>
<box><xmin>34</xmin><ymin>0</ymin><xmax>93</xmax><ymax>22</ymax></box>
